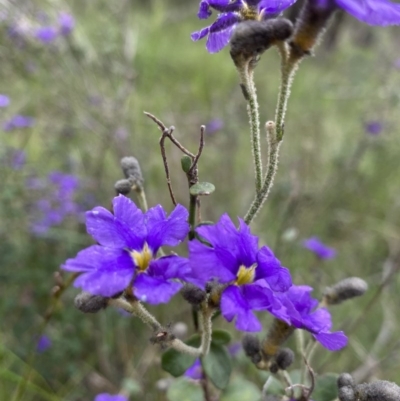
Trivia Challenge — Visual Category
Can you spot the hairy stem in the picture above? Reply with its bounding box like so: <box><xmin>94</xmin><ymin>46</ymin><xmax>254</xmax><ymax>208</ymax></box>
<box><xmin>237</xmin><ymin>62</ymin><xmax>263</xmax><ymax>194</ymax></box>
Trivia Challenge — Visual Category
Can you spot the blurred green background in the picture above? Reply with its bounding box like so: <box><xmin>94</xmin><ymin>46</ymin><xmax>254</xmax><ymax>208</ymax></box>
<box><xmin>1</xmin><ymin>0</ymin><xmax>400</xmax><ymax>400</ymax></box>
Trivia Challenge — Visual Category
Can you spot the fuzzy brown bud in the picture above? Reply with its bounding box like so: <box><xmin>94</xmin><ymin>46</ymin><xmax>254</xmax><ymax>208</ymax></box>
<box><xmin>290</xmin><ymin>0</ymin><xmax>337</xmax><ymax>58</ymax></box>
<box><xmin>324</xmin><ymin>277</ymin><xmax>368</xmax><ymax>305</ymax></box>
<box><xmin>242</xmin><ymin>334</ymin><xmax>261</xmax><ymax>357</ymax></box>
<box><xmin>338</xmin><ymin>373</ymin><xmax>355</xmax><ymax>388</ymax></box>
<box><xmin>180</xmin><ymin>284</ymin><xmax>206</xmax><ymax>305</ymax></box>
<box><xmin>338</xmin><ymin>386</ymin><xmax>355</xmax><ymax>401</ymax></box>
<box><xmin>355</xmin><ymin>381</ymin><xmax>400</xmax><ymax>401</ymax></box>
<box><xmin>230</xmin><ymin>18</ymin><xmax>293</xmax><ymax>65</ymax></box>
<box><xmin>74</xmin><ymin>292</ymin><xmax>108</xmax><ymax>313</ymax></box>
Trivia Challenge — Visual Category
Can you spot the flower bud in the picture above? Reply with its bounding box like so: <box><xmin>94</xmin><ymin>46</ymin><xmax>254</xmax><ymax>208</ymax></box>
<box><xmin>338</xmin><ymin>373</ymin><xmax>355</xmax><ymax>388</ymax></box>
<box><xmin>180</xmin><ymin>284</ymin><xmax>206</xmax><ymax>305</ymax></box>
<box><xmin>290</xmin><ymin>0</ymin><xmax>337</xmax><ymax>59</ymax></box>
<box><xmin>74</xmin><ymin>292</ymin><xmax>108</xmax><ymax>313</ymax></box>
<box><xmin>114</xmin><ymin>179</ymin><xmax>132</xmax><ymax>195</ymax></box>
<box><xmin>242</xmin><ymin>334</ymin><xmax>261</xmax><ymax>357</ymax></box>
<box><xmin>275</xmin><ymin>347</ymin><xmax>294</xmax><ymax>370</ymax></box>
<box><xmin>230</xmin><ymin>18</ymin><xmax>293</xmax><ymax>65</ymax></box>
<box><xmin>120</xmin><ymin>156</ymin><xmax>144</xmax><ymax>188</ymax></box>
<box><xmin>324</xmin><ymin>277</ymin><xmax>368</xmax><ymax>305</ymax></box>
<box><xmin>355</xmin><ymin>381</ymin><xmax>400</xmax><ymax>401</ymax></box>
<box><xmin>338</xmin><ymin>386</ymin><xmax>355</xmax><ymax>401</ymax></box>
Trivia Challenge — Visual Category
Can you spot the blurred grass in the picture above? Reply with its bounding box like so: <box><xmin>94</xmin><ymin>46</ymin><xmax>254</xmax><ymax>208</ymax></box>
<box><xmin>1</xmin><ymin>0</ymin><xmax>400</xmax><ymax>399</ymax></box>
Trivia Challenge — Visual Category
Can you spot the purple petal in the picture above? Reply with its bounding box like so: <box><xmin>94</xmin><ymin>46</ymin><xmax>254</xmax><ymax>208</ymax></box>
<box><xmin>303</xmin><ymin>237</ymin><xmax>336</xmax><ymax>260</ymax></box>
<box><xmin>146</xmin><ymin>204</ymin><xmax>189</xmax><ymax>251</ymax></box>
<box><xmin>242</xmin><ymin>283</ymin><xmax>273</xmax><ymax>310</ymax></box>
<box><xmin>258</xmin><ymin>0</ymin><xmax>297</xmax><ymax>14</ymax></box>
<box><xmin>148</xmin><ymin>255</ymin><xmax>191</xmax><ymax>280</ymax></box>
<box><xmin>0</xmin><ymin>94</ymin><xmax>10</xmax><ymax>107</ymax></box>
<box><xmin>94</xmin><ymin>394</ymin><xmax>128</xmax><ymax>401</ymax></box>
<box><xmin>206</xmin><ymin>13</ymin><xmax>240</xmax><ymax>53</ymax></box>
<box><xmin>36</xmin><ymin>335</ymin><xmax>52</xmax><ymax>353</ymax></box>
<box><xmin>185</xmin><ymin>359</ymin><xmax>203</xmax><ymax>380</ymax></box>
<box><xmin>336</xmin><ymin>0</ymin><xmax>400</xmax><ymax>25</ymax></box>
<box><xmin>314</xmin><ymin>331</ymin><xmax>348</xmax><ymax>351</ymax></box>
<box><xmin>74</xmin><ymin>267</ymin><xmax>133</xmax><ymax>297</ymax></box>
<box><xmin>133</xmin><ymin>274</ymin><xmax>182</xmax><ymax>304</ymax></box>
<box><xmin>112</xmin><ymin>195</ymin><xmax>145</xmax><ymax>234</ymax></box>
<box><xmin>189</xmin><ymin>239</ymin><xmax>237</xmax><ymax>284</ymax></box>
<box><xmin>221</xmin><ymin>285</ymin><xmax>262</xmax><ymax>331</ymax></box>
<box><xmin>35</xmin><ymin>26</ymin><xmax>58</xmax><ymax>43</ymax></box>
<box><xmin>236</xmin><ymin>219</ymin><xmax>258</xmax><ymax>267</ymax></box>
<box><xmin>256</xmin><ymin>247</ymin><xmax>292</xmax><ymax>291</ymax></box>
<box><xmin>191</xmin><ymin>26</ymin><xmax>210</xmax><ymax>41</ymax></box>
<box><xmin>302</xmin><ymin>308</ymin><xmax>332</xmax><ymax>334</ymax></box>
<box><xmin>198</xmin><ymin>1</ymin><xmax>213</xmax><ymax>18</ymax></box>
<box><xmin>86</xmin><ymin>206</ymin><xmax>142</xmax><ymax>249</ymax></box>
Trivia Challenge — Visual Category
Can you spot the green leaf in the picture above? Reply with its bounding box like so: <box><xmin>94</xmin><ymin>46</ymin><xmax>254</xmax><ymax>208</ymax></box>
<box><xmin>189</xmin><ymin>182</ymin><xmax>215</xmax><ymax>196</ymax></box>
<box><xmin>202</xmin><ymin>343</ymin><xmax>232</xmax><ymax>390</ymax></box>
<box><xmin>211</xmin><ymin>329</ymin><xmax>232</xmax><ymax>345</ymax></box>
<box><xmin>161</xmin><ymin>335</ymin><xmax>201</xmax><ymax>377</ymax></box>
<box><xmin>181</xmin><ymin>155</ymin><xmax>192</xmax><ymax>173</ymax></box>
<box><xmin>312</xmin><ymin>373</ymin><xmax>338</xmax><ymax>401</ymax></box>
<box><xmin>220</xmin><ymin>376</ymin><xmax>261</xmax><ymax>401</ymax></box>
<box><xmin>167</xmin><ymin>377</ymin><xmax>203</xmax><ymax>401</ymax></box>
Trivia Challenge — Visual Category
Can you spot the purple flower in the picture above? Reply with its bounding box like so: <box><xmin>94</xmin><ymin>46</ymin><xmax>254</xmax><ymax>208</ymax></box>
<box><xmin>189</xmin><ymin>214</ymin><xmax>292</xmax><ymax>331</ymax></box>
<box><xmin>35</xmin><ymin>26</ymin><xmax>58</xmax><ymax>43</ymax></box>
<box><xmin>191</xmin><ymin>0</ymin><xmax>297</xmax><ymax>53</ymax></box>
<box><xmin>364</xmin><ymin>121</ymin><xmax>383</xmax><ymax>136</ymax></box>
<box><xmin>303</xmin><ymin>237</ymin><xmax>336</xmax><ymax>260</ymax></box>
<box><xmin>185</xmin><ymin>359</ymin><xmax>203</xmax><ymax>380</ymax></box>
<box><xmin>36</xmin><ymin>335</ymin><xmax>52</xmax><ymax>353</ymax></box>
<box><xmin>206</xmin><ymin>118</ymin><xmax>224</xmax><ymax>134</ymax></box>
<box><xmin>3</xmin><ymin>115</ymin><xmax>35</xmax><ymax>131</ymax></box>
<box><xmin>94</xmin><ymin>394</ymin><xmax>128</xmax><ymax>401</ymax></box>
<box><xmin>0</xmin><ymin>94</ymin><xmax>10</xmax><ymax>108</ymax></box>
<box><xmin>58</xmin><ymin>12</ymin><xmax>75</xmax><ymax>36</ymax></box>
<box><xmin>62</xmin><ymin>195</ymin><xmax>191</xmax><ymax>303</ymax></box>
<box><xmin>10</xmin><ymin>149</ymin><xmax>26</xmax><ymax>170</ymax></box>
<box><xmin>280</xmin><ymin>285</ymin><xmax>347</xmax><ymax>351</ymax></box>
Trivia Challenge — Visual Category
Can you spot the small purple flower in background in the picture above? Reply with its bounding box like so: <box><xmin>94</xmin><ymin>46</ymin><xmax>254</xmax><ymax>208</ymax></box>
<box><xmin>364</xmin><ymin>121</ymin><xmax>383</xmax><ymax>136</ymax></box>
<box><xmin>35</xmin><ymin>26</ymin><xmax>58</xmax><ymax>43</ymax></box>
<box><xmin>280</xmin><ymin>285</ymin><xmax>347</xmax><ymax>351</ymax></box>
<box><xmin>189</xmin><ymin>214</ymin><xmax>292</xmax><ymax>331</ymax></box>
<box><xmin>94</xmin><ymin>394</ymin><xmax>128</xmax><ymax>401</ymax></box>
<box><xmin>62</xmin><ymin>195</ymin><xmax>191</xmax><ymax>303</ymax></box>
<box><xmin>191</xmin><ymin>0</ymin><xmax>297</xmax><ymax>53</ymax></box>
<box><xmin>185</xmin><ymin>359</ymin><xmax>203</xmax><ymax>380</ymax></box>
<box><xmin>394</xmin><ymin>58</ymin><xmax>400</xmax><ymax>69</ymax></box>
<box><xmin>10</xmin><ymin>149</ymin><xmax>26</xmax><ymax>170</ymax></box>
<box><xmin>30</xmin><ymin>171</ymin><xmax>81</xmax><ymax>235</ymax></box>
<box><xmin>206</xmin><ymin>118</ymin><xmax>224</xmax><ymax>134</ymax></box>
<box><xmin>3</xmin><ymin>115</ymin><xmax>35</xmax><ymax>131</ymax></box>
<box><xmin>302</xmin><ymin>237</ymin><xmax>336</xmax><ymax>260</ymax></box>
<box><xmin>36</xmin><ymin>335</ymin><xmax>51</xmax><ymax>353</ymax></box>
<box><xmin>58</xmin><ymin>12</ymin><xmax>75</xmax><ymax>36</ymax></box>
<box><xmin>0</xmin><ymin>94</ymin><xmax>10</xmax><ymax>108</ymax></box>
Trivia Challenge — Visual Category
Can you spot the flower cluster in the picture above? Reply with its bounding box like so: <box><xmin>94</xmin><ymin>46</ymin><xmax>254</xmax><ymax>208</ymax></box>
<box><xmin>29</xmin><ymin>171</ymin><xmax>81</xmax><ymax>235</ymax></box>
<box><xmin>62</xmin><ymin>196</ymin><xmax>346</xmax><ymax>350</ymax></box>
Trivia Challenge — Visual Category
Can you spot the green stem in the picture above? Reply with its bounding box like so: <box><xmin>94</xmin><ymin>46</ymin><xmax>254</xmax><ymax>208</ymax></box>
<box><xmin>244</xmin><ymin>122</ymin><xmax>281</xmax><ymax>224</ymax></box>
<box><xmin>237</xmin><ymin>62</ymin><xmax>263</xmax><ymax>194</ymax></box>
<box><xmin>188</xmin><ymin>194</ymin><xmax>197</xmax><ymax>240</ymax></box>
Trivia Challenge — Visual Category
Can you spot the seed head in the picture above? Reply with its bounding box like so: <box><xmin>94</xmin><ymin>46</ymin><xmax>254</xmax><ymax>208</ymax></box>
<box><xmin>74</xmin><ymin>292</ymin><xmax>108</xmax><ymax>313</ymax></box>
<box><xmin>324</xmin><ymin>277</ymin><xmax>368</xmax><ymax>305</ymax></box>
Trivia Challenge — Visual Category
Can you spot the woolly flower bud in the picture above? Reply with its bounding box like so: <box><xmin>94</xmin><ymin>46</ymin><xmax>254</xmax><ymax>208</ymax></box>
<box><xmin>355</xmin><ymin>381</ymin><xmax>400</xmax><ymax>401</ymax></box>
<box><xmin>338</xmin><ymin>373</ymin><xmax>355</xmax><ymax>388</ymax></box>
<box><xmin>74</xmin><ymin>292</ymin><xmax>108</xmax><ymax>313</ymax></box>
<box><xmin>338</xmin><ymin>386</ymin><xmax>355</xmax><ymax>401</ymax></box>
<box><xmin>242</xmin><ymin>334</ymin><xmax>261</xmax><ymax>357</ymax></box>
<box><xmin>230</xmin><ymin>18</ymin><xmax>293</xmax><ymax>64</ymax></box>
<box><xmin>180</xmin><ymin>284</ymin><xmax>206</xmax><ymax>305</ymax></box>
<box><xmin>114</xmin><ymin>179</ymin><xmax>132</xmax><ymax>195</ymax></box>
<box><xmin>275</xmin><ymin>347</ymin><xmax>294</xmax><ymax>370</ymax></box>
<box><xmin>324</xmin><ymin>277</ymin><xmax>368</xmax><ymax>305</ymax></box>
<box><xmin>120</xmin><ymin>156</ymin><xmax>144</xmax><ymax>188</ymax></box>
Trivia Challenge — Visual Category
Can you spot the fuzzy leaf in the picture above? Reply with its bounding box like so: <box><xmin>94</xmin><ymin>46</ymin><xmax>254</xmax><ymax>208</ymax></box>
<box><xmin>189</xmin><ymin>182</ymin><xmax>215</xmax><ymax>196</ymax></box>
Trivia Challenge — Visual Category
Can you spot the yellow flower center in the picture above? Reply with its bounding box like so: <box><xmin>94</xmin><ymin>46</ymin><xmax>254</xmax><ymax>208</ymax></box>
<box><xmin>236</xmin><ymin>264</ymin><xmax>257</xmax><ymax>286</ymax></box>
<box><xmin>131</xmin><ymin>243</ymin><xmax>152</xmax><ymax>272</ymax></box>
<box><xmin>241</xmin><ymin>6</ymin><xmax>259</xmax><ymax>20</ymax></box>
